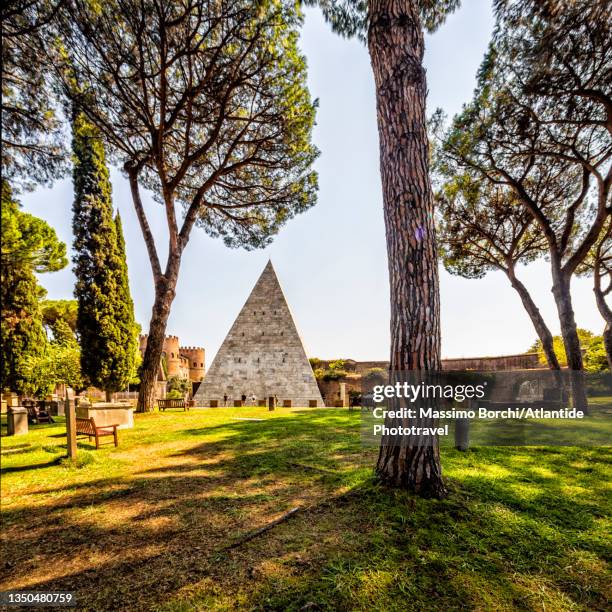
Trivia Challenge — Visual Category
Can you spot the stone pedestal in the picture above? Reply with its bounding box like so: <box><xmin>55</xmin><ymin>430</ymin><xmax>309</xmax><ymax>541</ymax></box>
<box><xmin>76</xmin><ymin>403</ymin><xmax>134</xmax><ymax>429</ymax></box>
<box><xmin>44</xmin><ymin>400</ymin><xmax>63</xmax><ymax>416</ymax></box>
<box><xmin>7</xmin><ymin>407</ymin><xmax>28</xmax><ymax>436</ymax></box>
<box><xmin>339</xmin><ymin>382</ymin><xmax>348</xmax><ymax>408</ymax></box>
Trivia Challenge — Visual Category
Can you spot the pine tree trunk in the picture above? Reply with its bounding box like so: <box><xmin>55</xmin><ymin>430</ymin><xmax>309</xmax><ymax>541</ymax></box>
<box><xmin>603</xmin><ymin>323</ymin><xmax>612</xmax><ymax>372</ymax></box>
<box><xmin>593</xmin><ymin>269</ymin><xmax>612</xmax><ymax>371</ymax></box>
<box><xmin>508</xmin><ymin>271</ymin><xmax>560</xmax><ymax>370</ymax></box>
<box><xmin>368</xmin><ymin>0</ymin><xmax>445</xmax><ymax>498</ymax></box>
<box><xmin>551</xmin><ymin>271</ymin><xmax>587</xmax><ymax>410</ymax></box>
<box><xmin>136</xmin><ymin>278</ymin><xmax>177</xmax><ymax>412</ymax></box>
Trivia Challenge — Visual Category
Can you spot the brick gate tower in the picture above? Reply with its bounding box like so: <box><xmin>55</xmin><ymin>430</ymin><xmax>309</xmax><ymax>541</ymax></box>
<box><xmin>194</xmin><ymin>261</ymin><xmax>324</xmax><ymax>407</ymax></box>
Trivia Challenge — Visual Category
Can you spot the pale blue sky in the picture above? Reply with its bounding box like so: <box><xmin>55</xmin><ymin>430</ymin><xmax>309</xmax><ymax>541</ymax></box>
<box><xmin>21</xmin><ymin>2</ymin><xmax>600</xmax><ymax>362</ymax></box>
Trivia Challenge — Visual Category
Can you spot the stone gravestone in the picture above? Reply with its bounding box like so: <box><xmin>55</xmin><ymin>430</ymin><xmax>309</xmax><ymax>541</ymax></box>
<box><xmin>7</xmin><ymin>406</ymin><xmax>28</xmax><ymax>435</ymax></box>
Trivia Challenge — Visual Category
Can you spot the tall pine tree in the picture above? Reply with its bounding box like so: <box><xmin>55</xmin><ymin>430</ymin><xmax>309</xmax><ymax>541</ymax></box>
<box><xmin>72</xmin><ymin>110</ymin><xmax>136</xmax><ymax>400</ymax></box>
<box><xmin>1</xmin><ymin>180</ymin><xmax>67</xmax><ymax>393</ymax></box>
<box><xmin>303</xmin><ymin>0</ymin><xmax>462</xmax><ymax>497</ymax></box>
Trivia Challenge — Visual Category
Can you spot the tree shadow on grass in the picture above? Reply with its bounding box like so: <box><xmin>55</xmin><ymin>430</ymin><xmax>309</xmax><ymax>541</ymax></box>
<box><xmin>1</xmin><ymin>414</ymin><xmax>609</xmax><ymax>610</ymax></box>
<box><xmin>1</xmin><ymin>456</ymin><xmax>63</xmax><ymax>474</ymax></box>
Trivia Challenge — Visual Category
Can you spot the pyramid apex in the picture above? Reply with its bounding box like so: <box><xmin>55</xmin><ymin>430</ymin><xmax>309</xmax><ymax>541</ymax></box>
<box><xmin>260</xmin><ymin>258</ymin><xmax>279</xmax><ymax>280</ymax></box>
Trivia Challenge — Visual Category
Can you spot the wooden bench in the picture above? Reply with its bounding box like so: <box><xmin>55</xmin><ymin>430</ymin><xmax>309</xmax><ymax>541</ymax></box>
<box><xmin>24</xmin><ymin>401</ymin><xmax>54</xmax><ymax>425</ymax></box>
<box><xmin>157</xmin><ymin>398</ymin><xmax>188</xmax><ymax>412</ymax></box>
<box><xmin>76</xmin><ymin>417</ymin><xmax>119</xmax><ymax>449</ymax></box>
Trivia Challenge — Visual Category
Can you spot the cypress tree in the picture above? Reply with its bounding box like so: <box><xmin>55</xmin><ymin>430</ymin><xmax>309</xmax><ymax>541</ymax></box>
<box><xmin>111</xmin><ymin>212</ymin><xmax>137</xmax><ymax>392</ymax></box>
<box><xmin>71</xmin><ymin>110</ymin><xmax>136</xmax><ymax>400</ymax></box>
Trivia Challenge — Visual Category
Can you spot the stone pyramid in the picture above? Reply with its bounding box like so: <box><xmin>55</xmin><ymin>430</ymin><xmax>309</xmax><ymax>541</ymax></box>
<box><xmin>194</xmin><ymin>261</ymin><xmax>324</xmax><ymax>407</ymax></box>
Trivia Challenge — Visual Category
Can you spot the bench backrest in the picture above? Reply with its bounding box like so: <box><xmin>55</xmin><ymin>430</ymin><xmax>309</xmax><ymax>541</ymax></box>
<box><xmin>76</xmin><ymin>417</ymin><xmax>97</xmax><ymax>435</ymax></box>
<box><xmin>158</xmin><ymin>399</ymin><xmax>185</xmax><ymax>408</ymax></box>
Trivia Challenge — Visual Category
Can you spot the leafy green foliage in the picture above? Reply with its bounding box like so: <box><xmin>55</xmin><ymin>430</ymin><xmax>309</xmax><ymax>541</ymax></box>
<box><xmin>1</xmin><ymin>180</ymin><xmax>67</xmax><ymax>393</ymax></box>
<box><xmin>321</xmin><ymin>369</ymin><xmax>348</xmax><ymax>381</ymax></box>
<box><xmin>21</xmin><ymin>341</ymin><xmax>83</xmax><ymax>397</ymax></box>
<box><xmin>24</xmin><ymin>298</ymin><xmax>84</xmax><ymax>396</ymax></box>
<box><xmin>437</xmin><ymin>1</ymin><xmax>610</xmax><ymax>376</ymax></box>
<box><xmin>437</xmin><ymin>1</ymin><xmax>610</xmax><ymax>276</ymax></box>
<box><xmin>1</xmin><ymin>183</ymin><xmax>67</xmax><ymax>274</ymax></box>
<box><xmin>529</xmin><ymin>329</ymin><xmax>609</xmax><ymax>372</ymax></box>
<box><xmin>435</xmin><ymin>170</ymin><xmax>547</xmax><ymax>279</ymax></box>
<box><xmin>303</xmin><ymin>0</ymin><xmax>461</xmax><ymax>40</ymax></box>
<box><xmin>312</xmin><ymin>359</ymin><xmax>349</xmax><ymax>381</ymax></box>
<box><xmin>42</xmin><ymin>299</ymin><xmax>78</xmax><ymax>344</ymax></box>
<box><xmin>309</xmin><ymin>357</ymin><xmax>323</xmax><ymax>369</ymax></box>
<box><xmin>362</xmin><ymin>367</ymin><xmax>387</xmax><ymax>385</ymax></box>
<box><xmin>167</xmin><ymin>376</ymin><xmax>190</xmax><ymax>396</ymax></box>
<box><xmin>328</xmin><ymin>359</ymin><xmax>347</xmax><ymax>371</ymax></box>
<box><xmin>71</xmin><ymin>111</ymin><xmax>138</xmax><ymax>394</ymax></box>
<box><xmin>585</xmin><ymin>336</ymin><xmax>609</xmax><ymax>373</ymax></box>
<box><xmin>1</xmin><ymin>0</ymin><xmax>67</xmax><ymax>188</ymax></box>
<box><xmin>55</xmin><ymin>0</ymin><xmax>319</xmax><ymax>251</ymax></box>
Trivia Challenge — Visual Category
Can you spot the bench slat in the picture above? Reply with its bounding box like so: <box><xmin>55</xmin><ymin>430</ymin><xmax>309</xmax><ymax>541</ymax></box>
<box><xmin>75</xmin><ymin>417</ymin><xmax>119</xmax><ymax>449</ymax></box>
<box><xmin>157</xmin><ymin>398</ymin><xmax>188</xmax><ymax>411</ymax></box>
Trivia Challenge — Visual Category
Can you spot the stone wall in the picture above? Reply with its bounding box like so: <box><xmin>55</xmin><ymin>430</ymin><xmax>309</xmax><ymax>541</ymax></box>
<box><xmin>313</xmin><ymin>353</ymin><xmax>543</xmax><ymax>374</ymax></box>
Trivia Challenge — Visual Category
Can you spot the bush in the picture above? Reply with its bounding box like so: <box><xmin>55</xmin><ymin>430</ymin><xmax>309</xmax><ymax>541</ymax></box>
<box><xmin>362</xmin><ymin>368</ymin><xmax>387</xmax><ymax>385</ymax></box>
<box><xmin>309</xmin><ymin>357</ymin><xmax>322</xmax><ymax>370</ymax></box>
<box><xmin>167</xmin><ymin>376</ymin><xmax>190</xmax><ymax>394</ymax></box>
<box><xmin>328</xmin><ymin>359</ymin><xmax>346</xmax><ymax>371</ymax></box>
<box><xmin>321</xmin><ymin>368</ymin><xmax>347</xmax><ymax>381</ymax></box>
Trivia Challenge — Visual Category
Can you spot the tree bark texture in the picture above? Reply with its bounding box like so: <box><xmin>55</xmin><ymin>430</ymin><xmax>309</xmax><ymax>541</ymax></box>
<box><xmin>368</xmin><ymin>0</ymin><xmax>445</xmax><ymax>498</ymax></box>
<box><xmin>603</xmin><ymin>323</ymin><xmax>612</xmax><ymax>372</ymax></box>
<box><xmin>594</xmin><ymin>293</ymin><xmax>612</xmax><ymax>371</ymax></box>
<box><xmin>127</xmin><ymin>170</ymin><xmax>183</xmax><ymax>413</ymax></box>
<box><xmin>551</xmin><ymin>271</ymin><xmax>587</xmax><ymax>410</ymax></box>
<box><xmin>593</xmin><ymin>245</ymin><xmax>612</xmax><ymax>371</ymax></box>
<box><xmin>136</xmin><ymin>278</ymin><xmax>177</xmax><ymax>412</ymax></box>
<box><xmin>508</xmin><ymin>271</ymin><xmax>560</xmax><ymax>370</ymax></box>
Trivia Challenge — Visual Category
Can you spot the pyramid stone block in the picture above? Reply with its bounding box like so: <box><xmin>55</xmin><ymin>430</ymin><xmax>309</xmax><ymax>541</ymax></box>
<box><xmin>194</xmin><ymin>261</ymin><xmax>324</xmax><ymax>407</ymax></box>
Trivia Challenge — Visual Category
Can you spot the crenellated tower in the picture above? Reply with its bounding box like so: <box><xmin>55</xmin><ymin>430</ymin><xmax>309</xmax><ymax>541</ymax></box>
<box><xmin>139</xmin><ymin>334</ymin><xmax>205</xmax><ymax>383</ymax></box>
<box><xmin>180</xmin><ymin>346</ymin><xmax>205</xmax><ymax>381</ymax></box>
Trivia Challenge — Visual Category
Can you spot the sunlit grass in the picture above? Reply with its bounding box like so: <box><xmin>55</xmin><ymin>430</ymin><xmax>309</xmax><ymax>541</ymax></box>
<box><xmin>1</xmin><ymin>407</ymin><xmax>610</xmax><ymax>611</ymax></box>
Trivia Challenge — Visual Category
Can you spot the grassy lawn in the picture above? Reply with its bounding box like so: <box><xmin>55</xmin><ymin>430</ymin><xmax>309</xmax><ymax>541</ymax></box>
<box><xmin>1</xmin><ymin>407</ymin><xmax>610</xmax><ymax>611</ymax></box>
